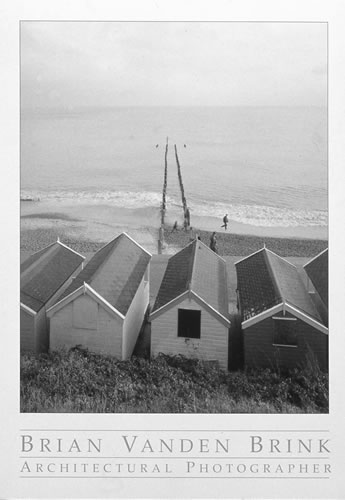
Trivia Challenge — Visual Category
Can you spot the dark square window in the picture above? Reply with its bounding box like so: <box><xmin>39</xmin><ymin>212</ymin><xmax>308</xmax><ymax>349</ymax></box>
<box><xmin>273</xmin><ymin>318</ymin><xmax>297</xmax><ymax>347</ymax></box>
<box><xmin>178</xmin><ymin>309</ymin><xmax>201</xmax><ymax>339</ymax></box>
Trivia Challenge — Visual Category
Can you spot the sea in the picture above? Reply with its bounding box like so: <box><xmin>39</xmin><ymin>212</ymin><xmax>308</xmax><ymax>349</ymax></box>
<box><xmin>20</xmin><ymin>106</ymin><xmax>327</xmax><ymax>236</ymax></box>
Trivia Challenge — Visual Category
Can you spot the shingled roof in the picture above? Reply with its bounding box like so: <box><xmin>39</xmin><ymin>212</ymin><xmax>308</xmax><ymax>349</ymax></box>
<box><xmin>56</xmin><ymin>233</ymin><xmax>151</xmax><ymax>317</ymax></box>
<box><xmin>304</xmin><ymin>249</ymin><xmax>328</xmax><ymax>308</ymax></box>
<box><xmin>21</xmin><ymin>241</ymin><xmax>85</xmax><ymax>313</ymax></box>
<box><xmin>235</xmin><ymin>248</ymin><xmax>323</xmax><ymax>324</ymax></box>
<box><xmin>152</xmin><ymin>240</ymin><xmax>229</xmax><ymax>320</ymax></box>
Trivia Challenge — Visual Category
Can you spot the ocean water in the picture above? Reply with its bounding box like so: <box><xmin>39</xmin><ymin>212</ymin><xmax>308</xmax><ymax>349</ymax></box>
<box><xmin>21</xmin><ymin>106</ymin><xmax>327</xmax><ymax>230</ymax></box>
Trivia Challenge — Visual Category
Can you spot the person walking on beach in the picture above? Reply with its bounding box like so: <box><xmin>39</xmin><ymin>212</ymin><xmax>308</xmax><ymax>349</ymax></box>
<box><xmin>221</xmin><ymin>213</ymin><xmax>229</xmax><ymax>230</ymax></box>
<box><xmin>210</xmin><ymin>232</ymin><xmax>218</xmax><ymax>254</ymax></box>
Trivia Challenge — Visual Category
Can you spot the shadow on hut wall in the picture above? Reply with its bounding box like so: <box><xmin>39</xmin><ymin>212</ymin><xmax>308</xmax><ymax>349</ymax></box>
<box><xmin>228</xmin><ymin>312</ymin><xmax>244</xmax><ymax>371</ymax></box>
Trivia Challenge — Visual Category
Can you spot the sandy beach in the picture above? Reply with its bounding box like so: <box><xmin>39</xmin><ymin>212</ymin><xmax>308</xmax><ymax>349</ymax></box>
<box><xmin>20</xmin><ymin>200</ymin><xmax>161</xmax><ymax>255</ymax></box>
<box><xmin>21</xmin><ymin>203</ymin><xmax>323</xmax><ymax>319</ymax></box>
<box><xmin>21</xmin><ymin>199</ymin><xmax>327</xmax><ymax>258</ymax></box>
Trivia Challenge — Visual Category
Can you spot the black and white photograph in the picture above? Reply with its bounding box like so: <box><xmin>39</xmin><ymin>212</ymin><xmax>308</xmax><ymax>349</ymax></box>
<box><xmin>3</xmin><ymin>1</ymin><xmax>345</xmax><ymax>497</ymax></box>
<box><xmin>20</xmin><ymin>21</ymin><xmax>329</xmax><ymax>414</ymax></box>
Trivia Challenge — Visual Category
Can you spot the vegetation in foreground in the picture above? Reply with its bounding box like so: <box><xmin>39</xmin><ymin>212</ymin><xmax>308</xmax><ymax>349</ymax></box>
<box><xmin>20</xmin><ymin>349</ymin><xmax>328</xmax><ymax>414</ymax></box>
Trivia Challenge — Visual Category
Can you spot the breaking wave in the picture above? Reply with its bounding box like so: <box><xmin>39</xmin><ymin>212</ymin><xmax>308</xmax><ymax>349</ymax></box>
<box><xmin>20</xmin><ymin>189</ymin><xmax>327</xmax><ymax>228</ymax></box>
<box><xmin>189</xmin><ymin>200</ymin><xmax>328</xmax><ymax>228</ymax></box>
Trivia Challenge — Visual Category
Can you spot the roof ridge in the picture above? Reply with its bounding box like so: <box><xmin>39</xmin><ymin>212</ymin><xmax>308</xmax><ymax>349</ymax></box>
<box><xmin>304</xmin><ymin>247</ymin><xmax>328</xmax><ymax>268</ymax></box>
<box><xmin>57</xmin><ymin>240</ymin><xmax>85</xmax><ymax>260</ymax></box>
<box><xmin>234</xmin><ymin>246</ymin><xmax>266</xmax><ymax>266</ymax></box>
<box><xmin>189</xmin><ymin>240</ymin><xmax>199</xmax><ymax>290</ymax></box>
<box><xmin>190</xmin><ymin>240</ymin><xmax>229</xmax><ymax>318</ymax></box>
<box><xmin>151</xmin><ymin>239</ymin><xmax>197</xmax><ymax>313</ymax></box>
<box><xmin>234</xmin><ymin>246</ymin><xmax>296</xmax><ymax>269</ymax></box>
<box><xmin>23</xmin><ymin>240</ymin><xmax>57</xmax><ymax>259</ymax></box>
<box><xmin>265</xmin><ymin>247</ymin><xmax>297</xmax><ymax>269</ymax></box>
<box><xmin>82</xmin><ymin>234</ymin><xmax>122</xmax><ymax>283</ymax></box>
<box><xmin>198</xmin><ymin>238</ymin><xmax>227</xmax><ymax>263</ymax></box>
<box><xmin>21</xmin><ymin>242</ymin><xmax>58</xmax><ymax>278</ymax></box>
<box><xmin>93</xmin><ymin>233</ymin><xmax>122</xmax><ymax>254</ymax></box>
<box><xmin>285</xmin><ymin>263</ymin><xmax>323</xmax><ymax>321</ymax></box>
<box><xmin>167</xmin><ymin>238</ymin><xmax>195</xmax><ymax>261</ymax></box>
<box><xmin>265</xmin><ymin>250</ymin><xmax>321</xmax><ymax>321</ymax></box>
<box><xmin>167</xmin><ymin>239</ymin><xmax>197</xmax><ymax>287</ymax></box>
<box><xmin>263</xmin><ymin>249</ymin><xmax>283</xmax><ymax>302</ymax></box>
<box><xmin>122</xmin><ymin>232</ymin><xmax>152</xmax><ymax>257</ymax></box>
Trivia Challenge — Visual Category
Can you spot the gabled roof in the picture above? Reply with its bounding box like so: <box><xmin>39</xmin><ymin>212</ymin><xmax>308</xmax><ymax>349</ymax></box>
<box><xmin>152</xmin><ymin>242</ymin><xmax>196</xmax><ymax>312</ymax></box>
<box><xmin>55</xmin><ymin>233</ymin><xmax>151</xmax><ymax>316</ymax></box>
<box><xmin>304</xmin><ymin>248</ymin><xmax>328</xmax><ymax>308</ymax></box>
<box><xmin>21</xmin><ymin>241</ymin><xmax>85</xmax><ymax>312</ymax></box>
<box><xmin>47</xmin><ymin>282</ymin><xmax>125</xmax><ymax>320</ymax></box>
<box><xmin>151</xmin><ymin>240</ymin><xmax>229</xmax><ymax>322</ymax></box>
<box><xmin>235</xmin><ymin>247</ymin><xmax>323</xmax><ymax>325</ymax></box>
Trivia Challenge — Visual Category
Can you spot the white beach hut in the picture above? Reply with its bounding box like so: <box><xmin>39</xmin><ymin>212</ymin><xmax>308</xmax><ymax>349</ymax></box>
<box><xmin>21</xmin><ymin>240</ymin><xmax>85</xmax><ymax>353</ymax></box>
<box><xmin>150</xmin><ymin>239</ymin><xmax>230</xmax><ymax>370</ymax></box>
<box><xmin>47</xmin><ymin>233</ymin><xmax>151</xmax><ymax>360</ymax></box>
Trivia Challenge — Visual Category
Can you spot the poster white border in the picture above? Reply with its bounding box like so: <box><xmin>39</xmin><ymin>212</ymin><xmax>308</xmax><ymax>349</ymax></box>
<box><xmin>1</xmin><ymin>0</ymin><xmax>345</xmax><ymax>498</ymax></box>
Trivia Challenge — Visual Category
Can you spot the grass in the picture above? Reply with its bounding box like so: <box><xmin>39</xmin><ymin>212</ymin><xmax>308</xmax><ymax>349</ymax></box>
<box><xmin>20</xmin><ymin>349</ymin><xmax>328</xmax><ymax>414</ymax></box>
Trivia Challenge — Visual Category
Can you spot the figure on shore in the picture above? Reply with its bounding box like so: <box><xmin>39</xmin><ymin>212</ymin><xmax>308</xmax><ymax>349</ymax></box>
<box><xmin>221</xmin><ymin>213</ymin><xmax>229</xmax><ymax>230</ymax></box>
<box><xmin>171</xmin><ymin>221</ymin><xmax>178</xmax><ymax>233</ymax></box>
<box><xmin>210</xmin><ymin>232</ymin><xmax>218</xmax><ymax>254</ymax></box>
<box><xmin>183</xmin><ymin>218</ymin><xmax>188</xmax><ymax>231</ymax></box>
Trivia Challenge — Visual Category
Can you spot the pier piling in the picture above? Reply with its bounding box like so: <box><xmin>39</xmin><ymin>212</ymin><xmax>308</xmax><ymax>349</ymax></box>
<box><xmin>174</xmin><ymin>144</ymin><xmax>190</xmax><ymax>231</ymax></box>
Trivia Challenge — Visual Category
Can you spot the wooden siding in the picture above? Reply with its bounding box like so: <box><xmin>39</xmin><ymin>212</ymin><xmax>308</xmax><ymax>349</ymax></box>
<box><xmin>123</xmin><ymin>277</ymin><xmax>149</xmax><ymax>360</ymax></box>
<box><xmin>20</xmin><ymin>308</ymin><xmax>35</xmax><ymax>352</ymax></box>
<box><xmin>20</xmin><ymin>263</ymin><xmax>83</xmax><ymax>354</ymax></box>
<box><xmin>243</xmin><ymin>310</ymin><xmax>328</xmax><ymax>371</ymax></box>
<box><xmin>50</xmin><ymin>295</ymin><xmax>123</xmax><ymax>358</ymax></box>
<box><xmin>151</xmin><ymin>296</ymin><xmax>228</xmax><ymax>371</ymax></box>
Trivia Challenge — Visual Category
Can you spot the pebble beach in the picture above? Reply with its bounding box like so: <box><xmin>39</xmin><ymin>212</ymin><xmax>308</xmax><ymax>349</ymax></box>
<box><xmin>20</xmin><ymin>203</ymin><xmax>328</xmax><ymax>261</ymax></box>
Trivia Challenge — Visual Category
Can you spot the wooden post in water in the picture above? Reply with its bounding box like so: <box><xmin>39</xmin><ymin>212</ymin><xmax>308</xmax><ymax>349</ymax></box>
<box><xmin>162</xmin><ymin>137</ymin><xmax>168</xmax><ymax>220</ymax></box>
<box><xmin>158</xmin><ymin>137</ymin><xmax>168</xmax><ymax>254</ymax></box>
<box><xmin>174</xmin><ymin>144</ymin><xmax>190</xmax><ymax>230</ymax></box>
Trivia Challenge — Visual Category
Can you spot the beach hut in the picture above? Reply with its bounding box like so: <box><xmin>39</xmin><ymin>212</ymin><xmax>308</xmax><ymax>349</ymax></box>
<box><xmin>304</xmin><ymin>248</ymin><xmax>328</xmax><ymax>326</ymax></box>
<box><xmin>150</xmin><ymin>239</ymin><xmax>230</xmax><ymax>371</ymax></box>
<box><xmin>235</xmin><ymin>248</ymin><xmax>328</xmax><ymax>371</ymax></box>
<box><xmin>20</xmin><ymin>240</ymin><xmax>85</xmax><ymax>353</ymax></box>
<box><xmin>47</xmin><ymin>233</ymin><xmax>151</xmax><ymax>360</ymax></box>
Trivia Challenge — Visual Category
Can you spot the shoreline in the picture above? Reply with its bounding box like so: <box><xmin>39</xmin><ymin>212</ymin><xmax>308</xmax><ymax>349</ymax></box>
<box><xmin>20</xmin><ymin>220</ymin><xmax>327</xmax><ymax>259</ymax></box>
<box><xmin>20</xmin><ymin>199</ymin><xmax>328</xmax><ymax>241</ymax></box>
<box><xmin>20</xmin><ymin>199</ymin><xmax>327</xmax><ymax>259</ymax></box>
